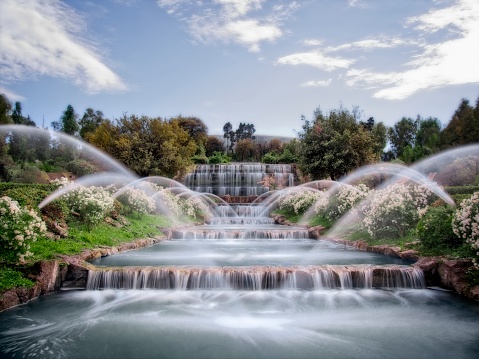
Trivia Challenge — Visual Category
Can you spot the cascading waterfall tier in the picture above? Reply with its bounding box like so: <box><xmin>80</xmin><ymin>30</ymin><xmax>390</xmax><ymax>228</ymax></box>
<box><xmin>184</xmin><ymin>163</ymin><xmax>295</xmax><ymax>197</ymax></box>
<box><xmin>86</xmin><ymin>265</ymin><xmax>425</xmax><ymax>290</ymax></box>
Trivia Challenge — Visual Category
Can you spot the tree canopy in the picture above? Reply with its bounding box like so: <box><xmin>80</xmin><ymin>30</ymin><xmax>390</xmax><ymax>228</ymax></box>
<box><xmin>298</xmin><ymin>106</ymin><xmax>384</xmax><ymax>180</ymax></box>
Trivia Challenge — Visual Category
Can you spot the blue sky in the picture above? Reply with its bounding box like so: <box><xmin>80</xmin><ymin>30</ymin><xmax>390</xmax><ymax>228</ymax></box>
<box><xmin>1</xmin><ymin>0</ymin><xmax>478</xmax><ymax>137</ymax></box>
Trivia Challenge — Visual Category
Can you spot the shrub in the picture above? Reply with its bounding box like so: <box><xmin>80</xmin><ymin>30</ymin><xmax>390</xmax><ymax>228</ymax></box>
<box><xmin>417</xmin><ymin>206</ymin><xmax>460</xmax><ymax>249</ymax></box>
<box><xmin>53</xmin><ymin>178</ymin><xmax>115</xmax><ymax>228</ymax></box>
<box><xmin>66</xmin><ymin>159</ymin><xmax>97</xmax><ymax>176</ymax></box>
<box><xmin>208</xmin><ymin>152</ymin><xmax>230</xmax><ymax>164</ymax></box>
<box><xmin>452</xmin><ymin>192</ymin><xmax>479</xmax><ymax>266</ymax></box>
<box><xmin>315</xmin><ymin>184</ymin><xmax>370</xmax><ymax>221</ymax></box>
<box><xmin>361</xmin><ymin>183</ymin><xmax>432</xmax><ymax>239</ymax></box>
<box><xmin>0</xmin><ymin>196</ymin><xmax>47</xmax><ymax>263</ymax></box>
<box><xmin>262</xmin><ymin>152</ymin><xmax>278</xmax><ymax>164</ymax></box>
<box><xmin>117</xmin><ymin>187</ymin><xmax>155</xmax><ymax>218</ymax></box>
<box><xmin>191</xmin><ymin>155</ymin><xmax>209</xmax><ymax>164</ymax></box>
<box><xmin>278</xmin><ymin>187</ymin><xmax>323</xmax><ymax>215</ymax></box>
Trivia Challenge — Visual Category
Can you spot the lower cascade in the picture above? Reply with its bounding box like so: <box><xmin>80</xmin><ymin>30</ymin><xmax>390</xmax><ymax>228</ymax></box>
<box><xmin>86</xmin><ymin>265</ymin><xmax>425</xmax><ymax>290</ymax></box>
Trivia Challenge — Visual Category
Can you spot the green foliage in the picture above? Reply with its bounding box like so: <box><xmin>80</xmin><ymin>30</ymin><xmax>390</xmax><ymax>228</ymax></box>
<box><xmin>298</xmin><ymin>106</ymin><xmax>381</xmax><ymax>180</ymax></box>
<box><xmin>208</xmin><ymin>151</ymin><xmax>230</xmax><ymax>164</ymax></box>
<box><xmin>417</xmin><ymin>206</ymin><xmax>462</xmax><ymax>250</ymax></box>
<box><xmin>66</xmin><ymin>159</ymin><xmax>97</xmax><ymax>176</ymax></box>
<box><xmin>87</xmin><ymin>115</ymin><xmax>197</xmax><ymax>178</ymax></box>
<box><xmin>191</xmin><ymin>154</ymin><xmax>209</xmax><ymax>164</ymax></box>
<box><xmin>440</xmin><ymin>98</ymin><xmax>479</xmax><ymax>147</ymax></box>
<box><xmin>0</xmin><ymin>266</ymin><xmax>35</xmax><ymax>291</ymax></box>
<box><xmin>262</xmin><ymin>152</ymin><xmax>278</xmax><ymax>164</ymax></box>
<box><xmin>0</xmin><ymin>183</ymin><xmax>57</xmax><ymax>208</ymax></box>
<box><xmin>0</xmin><ymin>93</ymin><xmax>13</xmax><ymax>124</ymax></box>
<box><xmin>388</xmin><ymin>117</ymin><xmax>418</xmax><ymax>159</ymax></box>
<box><xmin>79</xmin><ymin>108</ymin><xmax>105</xmax><ymax>139</ymax></box>
<box><xmin>445</xmin><ymin>186</ymin><xmax>479</xmax><ymax>195</ymax></box>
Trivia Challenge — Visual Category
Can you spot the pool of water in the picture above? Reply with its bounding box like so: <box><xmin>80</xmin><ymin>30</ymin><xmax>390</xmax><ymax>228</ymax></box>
<box><xmin>91</xmin><ymin>227</ymin><xmax>411</xmax><ymax>267</ymax></box>
<box><xmin>1</xmin><ymin>288</ymin><xmax>478</xmax><ymax>359</ymax></box>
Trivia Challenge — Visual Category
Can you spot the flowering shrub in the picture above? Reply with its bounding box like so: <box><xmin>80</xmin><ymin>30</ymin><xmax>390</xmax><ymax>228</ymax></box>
<box><xmin>278</xmin><ymin>187</ymin><xmax>323</xmax><ymax>215</ymax></box>
<box><xmin>361</xmin><ymin>183</ymin><xmax>432</xmax><ymax>239</ymax></box>
<box><xmin>117</xmin><ymin>187</ymin><xmax>156</xmax><ymax>217</ymax></box>
<box><xmin>51</xmin><ymin>177</ymin><xmax>115</xmax><ymax>227</ymax></box>
<box><xmin>314</xmin><ymin>184</ymin><xmax>370</xmax><ymax>220</ymax></box>
<box><xmin>0</xmin><ymin>196</ymin><xmax>46</xmax><ymax>263</ymax></box>
<box><xmin>452</xmin><ymin>192</ymin><xmax>479</xmax><ymax>266</ymax></box>
<box><xmin>65</xmin><ymin>186</ymin><xmax>115</xmax><ymax>227</ymax></box>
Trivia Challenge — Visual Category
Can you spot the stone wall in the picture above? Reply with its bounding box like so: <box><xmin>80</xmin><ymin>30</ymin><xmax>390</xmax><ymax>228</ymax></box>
<box><xmin>0</xmin><ymin>234</ymin><xmax>170</xmax><ymax>312</ymax></box>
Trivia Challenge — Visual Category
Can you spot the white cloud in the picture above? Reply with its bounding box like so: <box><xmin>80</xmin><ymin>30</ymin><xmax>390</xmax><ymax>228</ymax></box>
<box><xmin>301</xmin><ymin>79</ymin><xmax>332</xmax><ymax>87</ymax></box>
<box><xmin>157</xmin><ymin>0</ymin><xmax>298</xmax><ymax>51</ymax></box>
<box><xmin>0</xmin><ymin>0</ymin><xmax>128</xmax><ymax>94</ymax></box>
<box><xmin>277</xmin><ymin>51</ymin><xmax>354</xmax><ymax>71</ymax></box>
<box><xmin>346</xmin><ymin>0</ymin><xmax>479</xmax><ymax>99</ymax></box>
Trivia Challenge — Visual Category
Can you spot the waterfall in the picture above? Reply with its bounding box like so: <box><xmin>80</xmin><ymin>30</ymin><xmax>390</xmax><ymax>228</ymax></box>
<box><xmin>184</xmin><ymin>163</ymin><xmax>295</xmax><ymax>197</ymax></box>
<box><xmin>86</xmin><ymin>265</ymin><xmax>425</xmax><ymax>290</ymax></box>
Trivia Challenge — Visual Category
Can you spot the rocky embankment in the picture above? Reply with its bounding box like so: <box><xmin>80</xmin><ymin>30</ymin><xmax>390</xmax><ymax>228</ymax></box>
<box><xmin>0</xmin><ymin>232</ymin><xmax>172</xmax><ymax>312</ymax></box>
<box><xmin>306</xmin><ymin>224</ymin><xmax>479</xmax><ymax>301</ymax></box>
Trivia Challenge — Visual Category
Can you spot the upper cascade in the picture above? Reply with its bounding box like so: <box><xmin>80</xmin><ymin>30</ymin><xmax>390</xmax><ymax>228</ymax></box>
<box><xmin>184</xmin><ymin>163</ymin><xmax>295</xmax><ymax>198</ymax></box>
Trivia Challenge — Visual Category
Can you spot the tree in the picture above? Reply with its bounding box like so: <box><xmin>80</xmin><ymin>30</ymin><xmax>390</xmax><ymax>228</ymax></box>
<box><xmin>87</xmin><ymin>114</ymin><xmax>197</xmax><ymax>178</ymax></box>
<box><xmin>235</xmin><ymin>138</ymin><xmax>256</xmax><ymax>162</ymax></box>
<box><xmin>172</xmin><ymin>116</ymin><xmax>208</xmax><ymax>153</ymax></box>
<box><xmin>298</xmin><ymin>106</ymin><xmax>378</xmax><ymax>180</ymax></box>
<box><xmin>205</xmin><ymin>135</ymin><xmax>225</xmax><ymax>157</ymax></box>
<box><xmin>223</xmin><ymin>122</ymin><xmax>234</xmax><ymax>154</ymax></box>
<box><xmin>235</xmin><ymin>122</ymin><xmax>256</xmax><ymax>141</ymax></box>
<box><xmin>52</xmin><ymin>105</ymin><xmax>79</xmax><ymax>136</ymax></box>
<box><xmin>0</xmin><ymin>94</ymin><xmax>13</xmax><ymax>124</ymax></box>
<box><xmin>79</xmin><ymin>108</ymin><xmax>105</xmax><ymax>139</ymax></box>
<box><xmin>388</xmin><ymin>117</ymin><xmax>418</xmax><ymax>159</ymax></box>
<box><xmin>440</xmin><ymin>98</ymin><xmax>479</xmax><ymax>147</ymax></box>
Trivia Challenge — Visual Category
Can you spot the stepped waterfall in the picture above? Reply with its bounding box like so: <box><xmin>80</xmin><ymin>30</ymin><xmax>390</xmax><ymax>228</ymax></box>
<box><xmin>1</xmin><ymin>163</ymin><xmax>479</xmax><ymax>359</ymax></box>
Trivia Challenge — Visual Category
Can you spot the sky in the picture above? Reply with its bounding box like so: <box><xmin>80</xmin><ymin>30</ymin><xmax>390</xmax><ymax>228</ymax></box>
<box><xmin>1</xmin><ymin>0</ymin><xmax>478</xmax><ymax>138</ymax></box>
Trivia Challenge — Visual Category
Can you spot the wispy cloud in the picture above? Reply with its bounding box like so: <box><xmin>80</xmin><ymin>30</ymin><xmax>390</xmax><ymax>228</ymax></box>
<box><xmin>279</xmin><ymin>0</ymin><xmax>479</xmax><ymax>100</ymax></box>
<box><xmin>301</xmin><ymin>79</ymin><xmax>332</xmax><ymax>87</ymax></box>
<box><xmin>0</xmin><ymin>0</ymin><xmax>128</xmax><ymax>95</ymax></box>
<box><xmin>277</xmin><ymin>51</ymin><xmax>354</xmax><ymax>71</ymax></box>
<box><xmin>157</xmin><ymin>0</ymin><xmax>299</xmax><ymax>52</ymax></box>
<box><xmin>346</xmin><ymin>0</ymin><xmax>479</xmax><ymax>99</ymax></box>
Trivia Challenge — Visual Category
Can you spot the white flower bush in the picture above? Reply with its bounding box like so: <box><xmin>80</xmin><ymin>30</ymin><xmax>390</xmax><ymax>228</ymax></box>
<box><xmin>452</xmin><ymin>192</ymin><xmax>479</xmax><ymax>266</ymax></box>
<box><xmin>51</xmin><ymin>177</ymin><xmax>115</xmax><ymax>227</ymax></box>
<box><xmin>278</xmin><ymin>187</ymin><xmax>323</xmax><ymax>215</ymax></box>
<box><xmin>0</xmin><ymin>196</ymin><xmax>47</xmax><ymax>263</ymax></box>
<box><xmin>117</xmin><ymin>187</ymin><xmax>156</xmax><ymax>217</ymax></box>
<box><xmin>361</xmin><ymin>183</ymin><xmax>432</xmax><ymax>239</ymax></box>
<box><xmin>314</xmin><ymin>184</ymin><xmax>370</xmax><ymax>220</ymax></box>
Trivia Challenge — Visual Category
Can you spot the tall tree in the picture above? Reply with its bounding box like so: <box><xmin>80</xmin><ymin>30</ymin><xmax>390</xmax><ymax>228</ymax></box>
<box><xmin>223</xmin><ymin>122</ymin><xmax>234</xmax><ymax>154</ymax></box>
<box><xmin>79</xmin><ymin>108</ymin><xmax>105</xmax><ymax>139</ymax></box>
<box><xmin>387</xmin><ymin>117</ymin><xmax>418</xmax><ymax>159</ymax></box>
<box><xmin>0</xmin><ymin>94</ymin><xmax>13</xmax><ymax>124</ymax></box>
<box><xmin>298</xmin><ymin>106</ymin><xmax>378</xmax><ymax>180</ymax></box>
<box><xmin>52</xmin><ymin>105</ymin><xmax>79</xmax><ymax>136</ymax></box>
<box><xmin>440</xmin><ymin>98</ymin><xmax>479</xmax><ymax>147</ymax></box>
